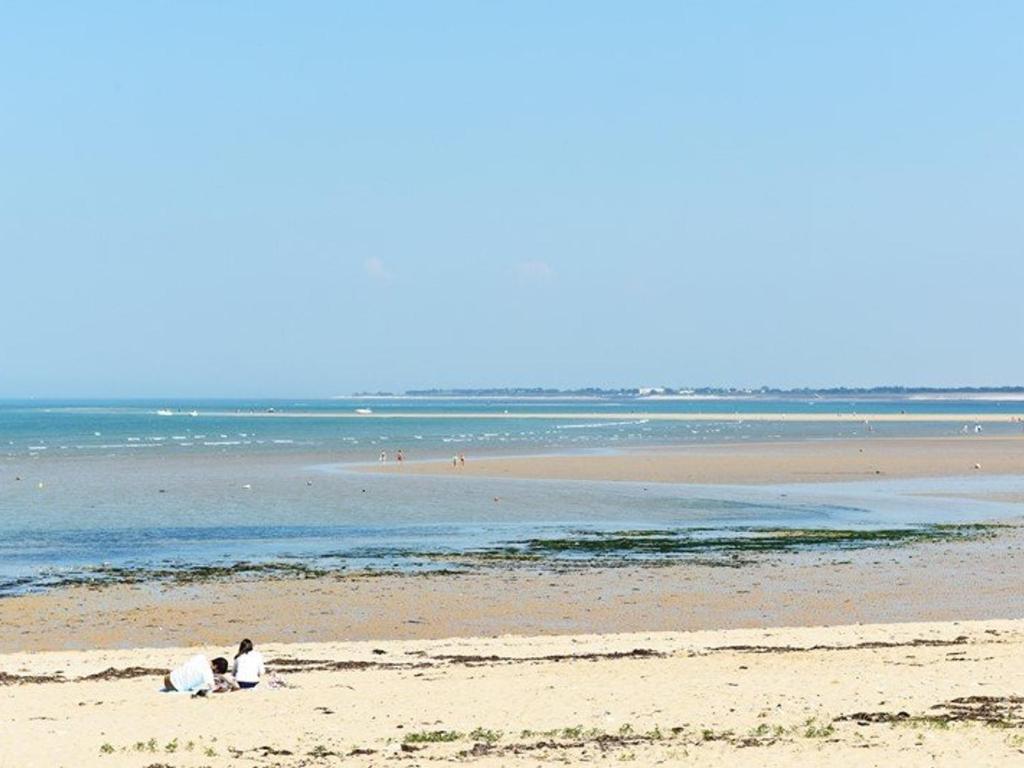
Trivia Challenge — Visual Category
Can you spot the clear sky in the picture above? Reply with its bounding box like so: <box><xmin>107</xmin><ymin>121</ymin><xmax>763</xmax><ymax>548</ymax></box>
<box><xmin>2</xmin><ymin>2</ymin><xmax>1022</xmax><ymax>397</ymax></box>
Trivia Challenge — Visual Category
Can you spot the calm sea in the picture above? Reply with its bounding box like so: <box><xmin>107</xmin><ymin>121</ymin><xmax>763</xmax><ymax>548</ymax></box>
<box><xmin>1</xmin><ymin>397</ymin><xmax>1022</xmax><ymax>594</ymax></box>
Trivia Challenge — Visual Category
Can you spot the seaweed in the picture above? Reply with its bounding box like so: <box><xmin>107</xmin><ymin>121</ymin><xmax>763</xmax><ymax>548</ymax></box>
<box><xmin>8</xmin><ymin>522</ymin><xmax>1005</xmax><ymax>595</ymax></box>
<box><xmin>713</xmin><ymin>635</ymin><xmax>969</xmax><ymax>654</ymax></box>
<box><xmin>505</xmin><ymin>523</ymin><xmax>1000</xmax><ymax>559</ymax></box>
<box><xmin>835</xmin><ymin>695</ymin><xmax>1024</xmax><ymax>728</ymax></box>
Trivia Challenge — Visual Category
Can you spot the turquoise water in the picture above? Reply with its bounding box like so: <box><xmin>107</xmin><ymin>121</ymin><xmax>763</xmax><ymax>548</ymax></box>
<box><xmin>1</xmin><ymin>397</ymin><xmax>1023</xmax><ymax>595</ymax></box>
<box><xmin>3</xmin><ymin>396</ymin><xmax>1023</xmax><ymax>460</ymax></box>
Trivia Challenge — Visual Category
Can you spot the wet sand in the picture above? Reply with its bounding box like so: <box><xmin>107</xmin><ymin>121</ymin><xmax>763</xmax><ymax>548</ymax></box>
<box><xmin>369</xmin><ymin>436</ymin><xmax>1024</xmax><ymax>484</ymax></box>
<box><xmin>919</xmin><ymin>491</ymin><xmax>1024</xmax><ymax>504</ymax></box>
<box><xmin>3</xmin><ymin>619</ymin><xmax>1024</xmax><ymax>767</ymax></box>
<box><xmin>3</xmin><ymin>524</ymin><xmax>1024</xmax><ymax>654</ymax></box>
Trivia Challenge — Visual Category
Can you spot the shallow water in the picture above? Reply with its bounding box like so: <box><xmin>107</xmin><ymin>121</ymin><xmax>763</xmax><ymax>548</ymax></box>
<box><xmin>3</xmin><ymin>396</ymin><xmax>1023</xmax><ymax>461</ymax></box>
<box><xmin>2</xmin><ymin>398</ymin><xmax>1023</xmax><ymax>594</ymax></box>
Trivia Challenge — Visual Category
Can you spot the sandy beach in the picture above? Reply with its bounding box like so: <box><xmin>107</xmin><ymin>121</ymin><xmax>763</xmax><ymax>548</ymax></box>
<box><xmin>4</xmin><ymin>437</ymin><xmax>1024</xmax><ymax>765</ymax></box>
<box><xmin>370</xmin><ymin>436</ymin><xmax>1024</xmax><ymax>484</ymax></box>
<box><xmin>3</xmin><ymin>619</ymin><xmax>1024</xmax><ymax>767</ymax></box>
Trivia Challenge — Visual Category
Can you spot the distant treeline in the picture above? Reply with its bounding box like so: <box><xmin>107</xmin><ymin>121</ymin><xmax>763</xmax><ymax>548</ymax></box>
<box><xmin>351</xmin><ymin>386</ymin><xmax>1024</xmax><ymax>398</ymax></box>
<box><xmin>404</xmin><ymin>387</ymin><xmax>638</xmax><ymax>396</ymax></box>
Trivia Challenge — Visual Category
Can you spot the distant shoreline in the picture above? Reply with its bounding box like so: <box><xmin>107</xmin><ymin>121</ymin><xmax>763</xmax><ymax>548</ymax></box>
<box><xmin>342</xmin><ymin>392</ymin><xmax>1024</xmax><ymax>402</ymax></box>
<box><xmin>347</xmin><ymin>388</ymin><xmax>1024</xmax><ymax>399</ymax></box>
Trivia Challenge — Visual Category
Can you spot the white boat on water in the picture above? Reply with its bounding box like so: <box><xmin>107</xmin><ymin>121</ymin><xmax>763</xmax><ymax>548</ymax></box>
<box><xmin>355</xmin><ymin>408</ymin><xmax>373</xmax><ymax>415</ymax></box>
<box><xmin>156</xmin><ymin>409</ymin><xmax>173</xmax><ymax>416</ymax></box>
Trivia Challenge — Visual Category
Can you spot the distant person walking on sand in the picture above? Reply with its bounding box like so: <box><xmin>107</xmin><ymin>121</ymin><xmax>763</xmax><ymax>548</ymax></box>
<box><xmin>232</xmin><ymin>638</ymin><xmax>265</xmax><ymax>689</ymax></box>
<box><xmin>452</xmin><ymin>455</ymin><xmax>458</xmax><ymax>467</ymax></box>
<box><xmin>164</xmin><ymin>654</ymin><xmax>229</xmax><ymax>693</ymax></box>
<box><xmin>379</xmin><ymin>450</ymin><xmax>387</xmax><ymax>463</ymax></box>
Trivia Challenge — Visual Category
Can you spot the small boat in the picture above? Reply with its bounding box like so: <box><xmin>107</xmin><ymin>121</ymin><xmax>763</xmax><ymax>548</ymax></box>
<box><xmin>156</xmin><ymin>409</ymin><xmax>173</xmax><ymax>416</ymax></box>
<box><xmin>188</xmin><ymin>410</ymin><xmax>199</xmax><ymax>417</ymax></box>
<box><xmin>355</xmin><ymin>408</ymin><xmax>373</xmax><ymax>415</ymax></box>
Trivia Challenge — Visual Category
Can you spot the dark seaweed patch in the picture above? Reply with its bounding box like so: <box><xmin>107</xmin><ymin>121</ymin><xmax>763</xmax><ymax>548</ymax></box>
<box><xmin>1</xmin><ymin>666</ymin><xmax>166</xmax><ymax>686</ymax></box>
<box><xmin>44</xmin><ymin>561</ymin><xmax>332</xmax><ymax>590</ymax></box>
<box><xmin>0</xmin><ymin>671</ymin><xmax>65</xmax><ymax>685</ymax></box>
<box><xmin>263</xmin><ymin>648</ymin><xmax>662</xmax><ymax>675</ymax></box>
<box><xmin>78</xmin><ymin>666</ymin><xmax>167</xmax><ymax>681</ymax></box>
<box><xmin>433</xmin><ymin>648</ymin><xmax>663</xmax><ymax>666</ymax></box>
<box><xmin>6</xmin><ymin>523</ymin><xmax>1005</xmax><ymax>596</ymax></box>
<box><xmin>504</xmin><ymin>524</ymin><xmax>1001</xmax><ymax>559</ymax></box>
<box><xmin>836</xmin><ymin>695</ymin><xmax>1024</xmax><ymax>728</ymax></box>
<box><xmin>714</xmin><ymin>635</ymin><xmax>969</xmax><ymax>654</ymax></box>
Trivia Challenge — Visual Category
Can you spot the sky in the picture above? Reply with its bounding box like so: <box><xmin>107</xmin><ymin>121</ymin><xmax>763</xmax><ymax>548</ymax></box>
<box><xmin>1</xmin><ymin>2</ymin><xmax>1022</xmax><ymax>397</ymax></box>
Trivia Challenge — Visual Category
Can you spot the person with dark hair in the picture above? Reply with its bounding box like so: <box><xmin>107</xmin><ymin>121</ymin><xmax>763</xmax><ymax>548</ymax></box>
<box><xmin>232</xmin><ymin>638</ymin><xmax>265</xmax><ymax>689</ymax></box>
<box><xmin>163</xmin><ymin>655</ymin><xmax>230</xmax><ymax>693</ymax></box>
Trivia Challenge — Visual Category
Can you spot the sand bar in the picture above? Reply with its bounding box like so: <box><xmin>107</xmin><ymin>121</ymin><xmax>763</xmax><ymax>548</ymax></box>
<box><xmin>368</xmin><ymin>436</ymin><xmax>1024</xmax><ymax>484</ymax></box>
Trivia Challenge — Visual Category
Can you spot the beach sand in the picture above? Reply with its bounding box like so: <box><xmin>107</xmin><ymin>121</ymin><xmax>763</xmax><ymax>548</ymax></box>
<box><xmin>5</xmin><ymin>438</ymin><xmax>1024</xmax><ymax>765</ymax></box>
<box><xmin>3</xmin><ymin>619</ymin><xmax>1024</xmax><ymax>767</ymax></box>
<box><xmin>370</xmin><ymin>437</ymin><xmax>1024</xmax><ymax>484</ymax></box>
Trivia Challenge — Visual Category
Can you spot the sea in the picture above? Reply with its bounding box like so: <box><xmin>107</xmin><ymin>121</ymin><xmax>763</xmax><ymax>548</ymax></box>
<box><xmin>2</xmin><ymin>396</ymin><xmax>1023</xmax><ymax>595</ymax></box>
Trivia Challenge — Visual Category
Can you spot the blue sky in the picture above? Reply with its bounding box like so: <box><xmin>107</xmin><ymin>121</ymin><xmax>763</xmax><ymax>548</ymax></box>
<box><xmin>1</xmin><ymin>2</ymin><xmax>1022</xmax><ymax>396</ymax></box>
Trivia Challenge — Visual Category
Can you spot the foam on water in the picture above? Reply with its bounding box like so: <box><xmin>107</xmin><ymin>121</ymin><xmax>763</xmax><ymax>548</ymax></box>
<box><xmin>556</xmin><ymin>419</ymin><xmax>650</xmax><ymax>429</ymax></box>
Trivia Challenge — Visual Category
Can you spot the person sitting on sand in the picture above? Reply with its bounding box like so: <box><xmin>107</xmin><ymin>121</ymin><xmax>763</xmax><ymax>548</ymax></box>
<box><xmin>164</xmin><ymin>654</ymin><xmax>230</xmax><ymax>693</ymax></box>
<box><xmin>232</xmin><ymin>638</ymin><xmax>266</xmax><ymax>689</ymax></box>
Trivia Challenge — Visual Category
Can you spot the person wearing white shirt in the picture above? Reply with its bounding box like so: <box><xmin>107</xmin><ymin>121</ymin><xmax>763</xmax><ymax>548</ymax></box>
<box><xmin>164</xmin><ymin>654</ymin><xmax>228</xmax><ymax>693</ymax></box>
<box><xmin>232</xmin><ymin>638</ymin><xmax>266</xmax><ymax>689</ymax></box>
